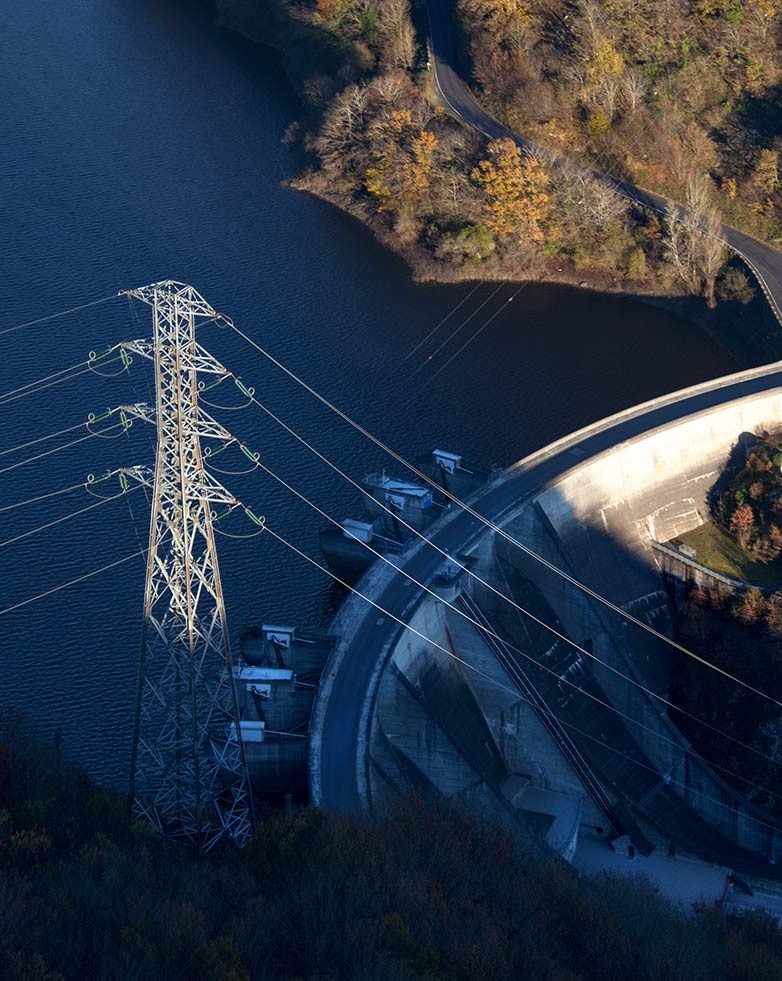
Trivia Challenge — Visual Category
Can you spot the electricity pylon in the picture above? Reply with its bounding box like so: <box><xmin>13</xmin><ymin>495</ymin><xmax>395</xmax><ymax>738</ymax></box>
<box><xmin>122</xmin><ymin>280</ymin><xmax>253</xmax><ymax>854</ymax></box>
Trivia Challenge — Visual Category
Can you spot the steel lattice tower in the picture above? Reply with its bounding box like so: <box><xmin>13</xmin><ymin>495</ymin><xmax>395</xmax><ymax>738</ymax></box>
<box><xmin>124</xmin><ymin>280</ymin><xmax>253</xmax><ymax>853</ymax></box>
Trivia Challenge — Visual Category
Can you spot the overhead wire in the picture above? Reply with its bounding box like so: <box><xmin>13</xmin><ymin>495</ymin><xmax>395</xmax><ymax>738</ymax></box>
<box><xmin>0</xmin><ymin>419</ymin><xmax>90</xmax><ymax>459</ymax></box>
<box><xmin>220</xmin><ymin>358</ymin><xmax>782</xmax><ymax>768</ymax></box>
<box><xmin>0</xmin><ymin>293</ymin><xmax>119</xmax><ymax>340</ymax></box>
<box><xmin>411</xmin><ymin>280</ymin><xmax>507</xmax><ymax>375</ymax></box>
<box><xmin>0</xmin><ymin>480</ymin><xmax>88</xmax><ymax>514</ymax></box>
<box><xmin>0</xmin><ymin>356</ymin><xmax>91</xmax><ymax>403</ymax></box>
<box><xmin>0</xmin><ymin>356</ymin><xmax>124</xmax><ymax>407</ymax></box>
<box><xmin>428</xmin><ymin>282</ymin><xmax>527</xmax><ymax>383</ymax></box>
<box><xmin>0</xmin><ymin>484</ymin><xmax>143</xmax><ymax>551</ymax></box>
<box><xmin>0</xmin><ymin>421</ymin><xmax>126</xmax><ymax>476</ymax></box>
<box><xmin>0</xmin><ymin>548</ymin><xmax>147</xmax><ymax>618</ymax></box>
<box><xmin>231</xmin><ymin>442</ymin><xmax>782</xmax><ymax>793</ymax></box>
<box><xmin>220</xmin><ymin>319</ymin><xmax>782</xmax><ymax>709</ymax></box>
<box><xmin>262</xmin><ymin>521</ymin><xmax>782</xmax><ymax>836</ymax></box>
<box><xmin>402</xmin><ymin>281</ymin><xmax>483</xmax><ymax>362</ymax></box>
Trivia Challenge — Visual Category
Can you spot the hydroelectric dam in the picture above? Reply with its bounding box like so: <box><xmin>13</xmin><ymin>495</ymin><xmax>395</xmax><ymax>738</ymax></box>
<box><xmin>238</xmin><ymin>359</ymin><xmax>782</xmax><ymax>910</ymax></box>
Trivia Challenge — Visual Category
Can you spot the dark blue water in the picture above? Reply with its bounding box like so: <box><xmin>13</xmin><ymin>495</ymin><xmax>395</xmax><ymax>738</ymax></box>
<box><xmin>0</xmin><ymin>0</ymin><xmax>737</xmax><ymax>784</ymax></box>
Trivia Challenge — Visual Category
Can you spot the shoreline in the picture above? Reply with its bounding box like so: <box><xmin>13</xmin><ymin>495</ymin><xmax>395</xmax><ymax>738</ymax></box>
<box><xmin>215</xmin><ymin>0</ymin><xmax>775</xmax><ymax>370</ymax></box>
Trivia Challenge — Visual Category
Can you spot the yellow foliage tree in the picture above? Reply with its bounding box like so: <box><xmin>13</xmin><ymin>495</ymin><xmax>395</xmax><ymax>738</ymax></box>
<box><xmin>471</xmin><ymin>138</ymin><xmax>550</xmax><ymax>238</ymax></box>
<box><xmin>366</xmin><ymin>111</ymin><xmax>439</xmax><ymax>213</ymax></box>
<box><xmin>460</xmin><ymin>0</ymin><xmax>530</xmax><ymax>40</ymax></box>
<box><xmin>755</xmin><ymin>149</ymin><xmax>780</xmax><ymax>194</ymax></box>
<box><xmin>586</xmin><ymin>34</ymin><xmax>624</xmax><ymax>85</ymax></box>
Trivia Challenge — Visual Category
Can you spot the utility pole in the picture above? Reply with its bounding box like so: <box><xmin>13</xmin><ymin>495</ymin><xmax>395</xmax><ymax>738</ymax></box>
<box><xmin>123</xmin><ymin>281</ymin><xmax>253</xmax><ymax>854</ymax></box>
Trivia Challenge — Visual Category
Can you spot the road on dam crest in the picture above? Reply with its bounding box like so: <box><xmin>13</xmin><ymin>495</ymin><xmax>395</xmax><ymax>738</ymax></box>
<box><xmin>314</xmin><ymin>364</ymin><xmax>782</xmax><ymax>813</ymax></box>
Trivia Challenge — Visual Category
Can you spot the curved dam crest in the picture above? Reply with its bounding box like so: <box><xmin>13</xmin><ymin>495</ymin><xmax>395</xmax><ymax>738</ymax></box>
<box><xmin>311</xmin><ymin>361</ymin><xmax>782</xmax><ymax>880</ymax></box>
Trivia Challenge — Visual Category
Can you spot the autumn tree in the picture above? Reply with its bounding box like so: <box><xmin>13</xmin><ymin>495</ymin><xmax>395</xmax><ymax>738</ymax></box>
<box><xmin>754</xmin><ymin>149</ymin><xmax>780</xmax><ymax>195</ymax></box>
<box><xmin>767</xmin><ymin>592</ymin><xmax>782</xmax><ymax>637</ymax></box>
<box><xmin>366</xmin><ymin>108</ymin><xmax>439</xmax><ymax>217</ymax></box>
<box><xmin>314</xmin><ymin>83</ymin><xmax>370</xmax><ymax>176</ymax></box>
<box><xmin>459</xmin><ymin>0</ymin><xmax>531</xmax><ymax>45</ymax></box>
<box><xmin>730</xmin><ymin>501</ymin><xmax>756</xmax><ymax>548</ymax></box>
<box><xmin>665</xmin><ymin>174</ymin><xmax>727</xmax><ymax>306</ymax></box>
<box><xmin>378</xmin><ymin>0</ymin><xmax>416</xmax><ymax>70</ymax></box>
<box><xmin>472</xmin><ymin>138</ymin><xmax>550</xmax><ymax>238</ymax></box>
<box><xmin>736</xmin><ymin>587</ymin><xmax>767</xmax><ymax>624</ymax></box>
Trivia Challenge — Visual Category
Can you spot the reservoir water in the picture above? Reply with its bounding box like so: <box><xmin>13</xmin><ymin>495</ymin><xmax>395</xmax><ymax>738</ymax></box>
<box><xmin>0</xmin><ymin>0</ymin><xmax>738</xmax><ymax>784</ymax></box>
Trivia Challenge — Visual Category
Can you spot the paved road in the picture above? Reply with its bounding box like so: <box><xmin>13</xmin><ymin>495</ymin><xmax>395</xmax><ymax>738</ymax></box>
<box><xmin>314</xmin><ymin>364</ymin><xmax>782</xmax><ymax>814</ymax></box>
<box><xmin>423</xmin><ymin>0</ymin><xmax>782</xmax><ymax>326</ymax></box>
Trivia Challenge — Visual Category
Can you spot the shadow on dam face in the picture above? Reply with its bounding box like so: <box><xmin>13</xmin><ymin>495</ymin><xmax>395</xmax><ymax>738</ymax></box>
<box><xmin>488</xmin><ymin>489</ymin><xmax>782</xmax><ymax>877</ymax></box>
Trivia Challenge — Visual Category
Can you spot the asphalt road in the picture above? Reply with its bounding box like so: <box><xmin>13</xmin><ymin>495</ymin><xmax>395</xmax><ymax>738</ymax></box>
<box><xmin>423</xmin><ymin>0</ymin><xmax>782</xmax><ymax>326</ymax></box>
<box><xmin>314</xmin><ymin>364</ymin><xmax>782</xmax><ymax>813</ymax></box>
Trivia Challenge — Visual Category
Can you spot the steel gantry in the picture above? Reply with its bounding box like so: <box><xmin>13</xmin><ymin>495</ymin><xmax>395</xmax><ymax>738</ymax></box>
<box><xmin>122</xmin><ymin>280</ymin><xmax>254</xmax><ymax>854</ymax></box>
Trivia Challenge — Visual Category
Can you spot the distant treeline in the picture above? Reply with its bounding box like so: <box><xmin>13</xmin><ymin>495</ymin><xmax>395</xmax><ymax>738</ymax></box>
<box><xmin>3</xmin><ymin>708</ymin><xmax>782</xmax><ymax>979</ymax></box>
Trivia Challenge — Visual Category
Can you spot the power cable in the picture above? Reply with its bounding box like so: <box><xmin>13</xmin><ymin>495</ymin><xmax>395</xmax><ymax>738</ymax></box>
<box><xmin>0</xmin><ymin>421</ymin><xmax>125</xmax><ymax>476</ymax></box>
<box><xmin>402</xmin><ymin>281</ymin><xmax>483</xmax><ymax>362</ymax></box>
<box><xmin>0</xmin><ymin>356</ymin><xmax>124</xmax><ymax>407</ymax></box>
<box><xmin>411</xmin><ymin>281</ymin><xmax>507</xmax><ymax>375</ymax></box>
<box><xmin>0</xmin><ymin>419</ymin><xmax>89</xmax><ymax>459</ymax></box>
<box><xmin>237</xmin><ymin>446</ymin><xmax>782</xmax><ymax>794</ymax></box>
<box><xmin>0</xmin><ymin>484</ymin><xmax>142</xmax><ymax>550</ymax></box>
<box><xmin>0</xmin><ymin>548</ymin><xmax>147</xmax><ymax>618</ymax></box>
<box><xmin>0</xmin><ymin>480</ymin><xmax>87</xmax><ymax>514</ymax></box>
<box><xmin>0</xmin><ymin>356</ymin><xmax>91</xmax><ymax>403</ymax></box>
<box><xmin>428</xmin><ymin>282</ymin><xmax>526</xmax><ymax>383</ymax></box>
<box><xmin>262</xmin><ymin>521</ymin><xmax>782</xmax><ymax>837</ymax></box>
<box><xmin>0</xmin><ymin>294</ymin><xmax>119</xmax><ymax>339</ymax></box>
<box><xmin>222</xmin><ymin>321</ymin><xmax>782</xmax><ymax>709</ymax></box>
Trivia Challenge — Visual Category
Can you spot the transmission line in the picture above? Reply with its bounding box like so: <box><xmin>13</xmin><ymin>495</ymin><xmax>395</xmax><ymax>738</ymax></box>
<box><xmin>262</xmin><ymin>521</ymin><xmax>782</xmax><ymax>837</ymax></box>
<box><xmin>225</xmin><ymin>443</ymin><xmax>782</xmax><ymax>792</ymax></box>
<box><xmin>0</xmin><ymin>548</ymin><xmax>147</xmax><ymax>618</ymax></box>
<box><xmin>0</xmin><ymin>479</ymin><xmax>89</xmax><ymax>514</ymax></box>
<box><xmin>231</xmin><ymin>390</ymin><xmax>782</xmax><ymax>766</ymax></box>
<box><xmin>227</xmin><ymin>369</ymin><xmax>782</xmax><ymax>728</ymax></box>
<box><xmin>0</xmin><ymin>294</ymin><xmax>119</xmax><ymax>339</ymax></box>
<box><xmin>0</xmin><ymin>355</ymin><xmax>124</xmax><ymax>407</ymax></box>
<box><xmin>0</xmin><ymin>484</ymin><xmax>142</xmax><ymax>551</ymax></box>
<box><xmin>411</xmin><ymin>281</ymin><xmax>506</xmax><ymax>375</ymax></box>
<box><xmin>0</xmin><ymin>421</ymin><xmax>126</xmax><ymax>476</ymax></box>
<box><xmin>0</xmin><ymin>420</ymin><xmax>90</xmax><ymax>459</ymax></box>
<box><xmin>216</xmin><ymin>392</ymin><xmax>782</xmax><ymax>775</ymax></box>
<box><xmin>402</xmin><ymin>281</ymin><xmax>483</xmax><ymax>362</ymax></box>
<box><xmin>221</xmin><ymin>319</ymin><xmax>782</xmax><ymax>709</ymax></box>
<box><xmin>428</xmin><ymin>282</ymin><xmax>526</xmax><ymax>382</ymax></box>
<box><xmin>0</xmin><ymin>356</ymin><xmax>93</xmax><ymax>403</ymax></box>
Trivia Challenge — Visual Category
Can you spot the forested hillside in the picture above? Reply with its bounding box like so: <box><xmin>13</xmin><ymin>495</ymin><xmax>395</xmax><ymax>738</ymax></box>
<box><xmin>4</xmin><ymin>710</ymin><xmax>782</xmax><ymax>979</ymax></box>
<box><xmin>219</xmin><ymin>0</ymin><xmax>780</xmax><ymax>312</ymax></box>
<box><xmin>459</xmin><ymin>0</ymin><xmax>782</xmax><ymax>248</ymax></box>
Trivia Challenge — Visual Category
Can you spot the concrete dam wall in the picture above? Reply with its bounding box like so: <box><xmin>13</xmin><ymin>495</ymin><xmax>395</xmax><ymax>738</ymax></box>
<box><xmin>311</xmin><ymin>362</ymin><xmax>782</xmax><ymax>877</ymax></box>
<box><xmin>536</xmin><ymin>388</ymin><xmax>782</xmax><ymax>584</ymax></box>
<box><xmin>498</xmin><ymin>385</ymin><xmax>782</xmax><ymax>871</ymax></box>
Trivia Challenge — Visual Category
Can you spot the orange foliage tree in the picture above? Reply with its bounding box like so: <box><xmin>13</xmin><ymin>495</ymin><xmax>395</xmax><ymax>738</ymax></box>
<box><xmin>366</xmin><ymin>109</ymin><xmax>438</xmax><ymax>214</ymax></box>
<box><xmin>730</xmin><ymin>502</ymin><xmax>756</xmax><ymax>548</ymax></box>
<box><xmin>471</xmin><ymin>138</ymin><xmax>550</xmax><ymax>238</ymax></box>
